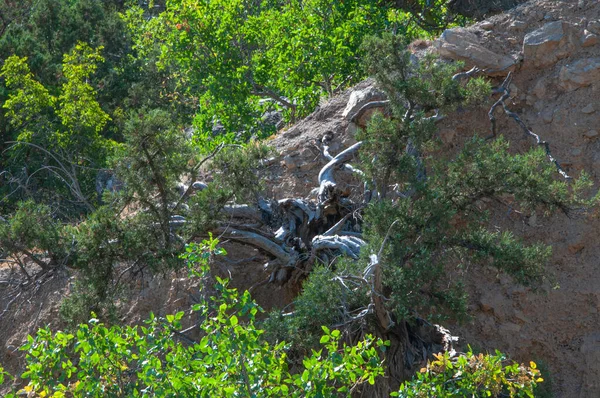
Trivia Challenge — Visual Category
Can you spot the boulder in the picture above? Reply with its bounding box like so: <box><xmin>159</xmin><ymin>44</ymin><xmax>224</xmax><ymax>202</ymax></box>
<box><xmin>581</xmin><ymin>103</ymin><xmax>596</xmax><ymax>114</ymax></box>
<box><xmin>341</xmin><ymin>85</ymin><xmax>386</xmax><ymax>121</ymax></box>
<box><xmin>582</xmin><ymin>30</ymin><xmax>599</xmax><ymax>47</ymax></box>
<box><xmin>434</xmin><ymin>28</ymin><xmax>517</xmax><ymax>75</ymax></box>
<box><xmin>283</xmin><ymin>155</ymin><xmax>299</xmax><ymax>169</ymax></box>
<box><xmin>587</xmin><ymin>20</ymin><xmax>600</xmax><ymax>35</ymax></box>
<box><xmin>261</xmin><ymin>110</ymin><xmax>284</xmax><ymax>130</ymax></box>
<box><xmin>558</xmin><ymin>57</ymin><xmax>600</xmax><ymax>91</ymax></box>
<box><xmin>191</xmin><ymin>181</ymin><xmax>208</xmax><ymax>191</ymax></box>
<box><xmin>523</xmin><ymin>21</ymin><xmax>578</xmax><ymax>68</ymax></box>
<box><xmin>479</xmin><ymin>21</ymin><xmax>494</xmax><ymax>31</ymax></box>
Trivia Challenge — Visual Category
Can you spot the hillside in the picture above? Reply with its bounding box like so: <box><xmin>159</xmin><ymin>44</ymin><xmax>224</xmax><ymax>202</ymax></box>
<box><xmin>257</xmin><ymin>1</ymin><xmax>600</xmax><ymax>395</ymax></box>
<box><xmin>1</xmin><ymin>0</ymin><xmax>600</xmax><ymax>396</ymax></box>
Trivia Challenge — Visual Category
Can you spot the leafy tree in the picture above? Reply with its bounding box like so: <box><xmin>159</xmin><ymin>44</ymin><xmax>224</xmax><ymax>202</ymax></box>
<box><xmin>0</xmin><ymin>201</ymin><xmax>66</xmax><ymax>276</ymax></box>
<box><xmin>0</xmin><ymin>0</ymin><xmax>131</xmax><ymax>98</ymax></box>
<box><xmin>1</xmin><ymin>44</ymin><xmax>116</xmax><ymax>215</ymax></box>
<box><xmin>124</xmin><ymin>0</ymin><xmax>391</xmax><ymax>141</ymax></box>
<box><xmin>386</xmin><ymin>0</ymin><xmax>469</xmax><ymax>34</ymax></box>
<box><xmin>356</xmin><ymin>33</ymin><xmax>594</xmax><ymax>320</ymax></box>
<box><xmin>0</xmin><ymin>3</ymin><xmax>586</xmax><ymax>396</ymax></box>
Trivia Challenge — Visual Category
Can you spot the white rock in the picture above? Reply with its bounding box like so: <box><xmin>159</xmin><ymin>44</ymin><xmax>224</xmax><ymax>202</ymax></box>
<box><xmin>434</xmin><ymin>28</ymin><xmax>517</xmax><ymax>75</ymax></box>
<box><xmin>341</xmin><ymin>85</ymin><xmax>385</xmax><ymax>121</ymax></box>
<box><xmin>479</xmin><ymin>21</ymin><xmax>494</xmax><ymax>31</ymax></box>
<box><xmin>191</xmin><ymin>181</ymin><xmax>208</xmax><ymax>191</ymax></box>
<box><xmin>559</xmin><ymin>58</ymin><xmax>600</xmax><ymax>91</ymax></box>
<box><xmin>509</xmin><ymin>20</ymin><xmax>527</xmax><ymax>31</ymax></box>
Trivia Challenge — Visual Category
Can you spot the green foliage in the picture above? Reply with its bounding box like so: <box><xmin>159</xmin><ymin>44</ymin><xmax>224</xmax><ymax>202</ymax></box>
<box><xmin>0</xmin><ymin>364</ymin><xmax>12</xmax><ymax>391</ymax></box>
<box><xmin>264</xmin><ymin>262</ymin><xmax>370</xmax><ymax>353</ymax></box>
<box><xmin>0</xmin><ymin>3</ymin><xmax>588</xmax><ymax>395</ymax></box>
<box><xmin>0</xmin><ymin>55</ymin><xmax>55</xmax><ymax>127</ymax></box>
<box><xmin>13</xmin><ymin>241</ymin><xmax>386</xmax><ymax>397</ymax></box>
<box><xmin>1</xmin><ymin>47</ymin><xmax>116</xmax><ymax>215</ymax></box>
<box><xmin>59</xmin><ymin>206</ymin><xmax>146</xmax><ymax>323</ymax></box>
<box><xmin>57</xmin><ymin>43</ymin><xmax>111</xmax><ymax>137</ymax></box>
<box><xmin>349</xmin><ymin>33</ymin><xmax>596</xmax><ymax>322</ymax></box>
<box><xmin>387</xmin><ymin>0</ymin><xmax>470</xmax><ymax>36</ymax></box>
<box><xmin>125</xmin><ymin>0</ymin><xmax>391</xmax><ymax>141</ymax></box>
<box><xmin>396</xmin><ymin>350</ymin><xmax>542</xmax><ymax>397</ymax></box>
<box><xmin>0</xmin><ymin>200</ymin><xmax>66</xmax><ymax>270</ymax></box>
<box><xmin>211</xmin><ymin>142</ymin><xmax>275</xmax><ymax>202</ymax></box>
<box><xmin>58</xmin><ymin>108</ymin><xmax>200</xmax><ymax>322</ymax></box>
<box><xmin>532</xmin><ymin>359</ymin><xmax>554</xmax><ymax>398</ymax></box>
<box><xmin>112</xmin><ymin>108</ymin><xmax>194</xmax><ymax>212</ymax></box>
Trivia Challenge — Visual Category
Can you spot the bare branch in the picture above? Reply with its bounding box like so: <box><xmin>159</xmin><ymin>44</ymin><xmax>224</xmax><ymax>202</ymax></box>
<box><xmin>222</xmin><ymin>205</ymin><xmax>265</xmax><ymax>223</ymax></box>
<box><xmin>311</xmin><ymin>235</ymin><xmax>366</xmax><ymax>260</ymax></box>
<box><xmin>452</xmin><ymin>66</ymin><xmax>481</xmax><ymax>82</ymax></box>
<box><xmin>423</xmin><ymin>109</ymin><xmax>445</xmax><ymax>124</ymax></box>
<box><xmin>318</xmin><ymin>141</ymin><xmax>363</xmax><ymax>202</ymax></box>
<box><xmin>321</xmin><ymin>139</ymin><xmax>364</xmax><ymax>178</ymax></box>
<box><xmin>364</xmin><ymin>219</ymin><xmax>400</xmax><ymax>332</ymax></box>
<box><xmin>214</xmin><ymin>227</ymin><xmax>296</xmax><ymax>266</ymax></box>
<box><xmin>0</xmin><ymin>291</ymin><xmax>22</xmax><ymax>322</ymax></box>
<box><xmin>487</xmin><ymin>74</ymin><xmax>571</xmax><ymax>180</ymax></box>
<box><xmin>487</xmin><ymin>73</ymin><xmax>513</xmax><ymax>140</ymax></box>
<box><xmin>5</xmin><ymin>141</ymin><xmax>95</xmax><ymax>211</ymax></box>
<box><xmin>500</xmin><ymin>101</ymin><xmax>572</xmax><ymax>180</ymax></box>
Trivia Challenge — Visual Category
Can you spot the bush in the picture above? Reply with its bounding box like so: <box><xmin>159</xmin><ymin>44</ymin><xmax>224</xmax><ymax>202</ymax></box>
<box><xmin>397</xmin><ymin>349</ymin><xmax>542</xmax><ymax>397</ymax></box>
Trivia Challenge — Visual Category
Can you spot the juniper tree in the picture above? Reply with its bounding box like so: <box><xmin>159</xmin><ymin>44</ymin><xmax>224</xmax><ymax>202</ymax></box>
<box><xmin>263</xmin><ymin>33</ymin><xmax>597</xmax><ymax>394</ymax></box>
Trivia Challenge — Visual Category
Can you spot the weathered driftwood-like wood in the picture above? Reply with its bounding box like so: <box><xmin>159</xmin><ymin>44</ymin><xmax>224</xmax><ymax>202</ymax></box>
<box><xmin>215</xmin><ymin>227</ymin><xmax>297</xmax><ymax>267</ymax></box>
<box><xmin>317</xmin><ymin>141</ymin><xmax>363</xmax><ymax>202</ymax></box>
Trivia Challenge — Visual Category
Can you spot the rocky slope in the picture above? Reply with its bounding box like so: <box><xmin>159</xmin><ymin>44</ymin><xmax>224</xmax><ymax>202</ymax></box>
<box><xmin>267</xmin><ymin>1</ymin><xmax>600</xmax><ymax>395</ymax></box>
<box><xmin>2</xmin><ymin>0</ymin><xmax>600</xmax><ymax>396</ymax></box>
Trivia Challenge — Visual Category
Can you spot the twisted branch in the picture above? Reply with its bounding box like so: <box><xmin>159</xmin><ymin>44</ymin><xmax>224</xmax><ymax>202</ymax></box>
<box><xmin>488</xmin><ymin>74</ymin><xmax>571</xmax><ymax>180</ymax></box>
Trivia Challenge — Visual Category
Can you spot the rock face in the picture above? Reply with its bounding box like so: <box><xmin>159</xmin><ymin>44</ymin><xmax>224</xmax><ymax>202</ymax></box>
<box><xmin>400</xmin><ymin>2</ymin><xmax>600</xmax><ymax>396</ymax></box>
<box><xmin>341</xmin><ymin>84</ymin><xmax>385</xmax><ymax>121</ymax></box>
<box><xmin>580</xmin><ymin>333</ymin><xmax>600</xmax><ymax>398</ymax></box>
<box><xmin>522</xmin><ymin>21</ymin><xmax>578</xmax><ymax>68</ymax></box>
<box><xmin>434</xmin><ymin>28</ymin><xmax>517</xmax><ymax>75</ymax></box>
<box><xmin>558</xmin><ymin>57</ymin><xmax>600</xmax><ymax>91</ymax></box>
